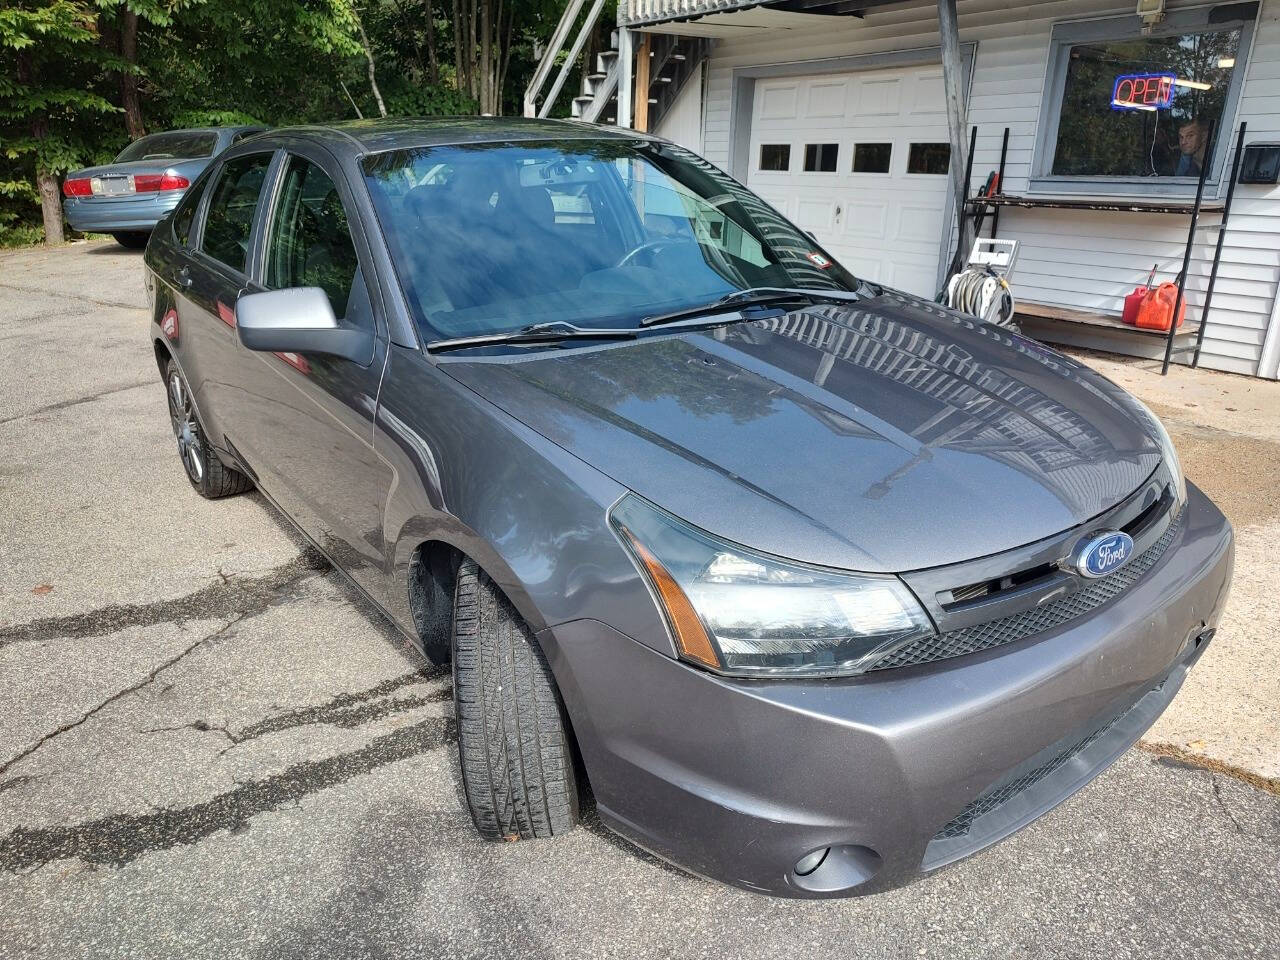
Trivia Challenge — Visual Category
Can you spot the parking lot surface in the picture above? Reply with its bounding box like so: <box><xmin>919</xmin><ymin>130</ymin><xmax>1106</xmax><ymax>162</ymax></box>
<box><xmin>1</xmin><ymin>240</ymin><xmax>1278</xmax><ymax>959</ymax></box>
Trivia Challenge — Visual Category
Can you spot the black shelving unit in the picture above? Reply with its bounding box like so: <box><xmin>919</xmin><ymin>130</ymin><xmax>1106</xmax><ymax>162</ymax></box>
<box><xmin>956</xmin><ymin>123</ymin><xmax>1248</xmax><ymax>375</ymax></box>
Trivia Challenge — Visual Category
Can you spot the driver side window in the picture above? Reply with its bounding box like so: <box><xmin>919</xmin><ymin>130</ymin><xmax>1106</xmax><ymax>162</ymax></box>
<box><xmin>265</xmin><ymin>155</ymin><xmax>361</xmax><ymax>322</ymax></box>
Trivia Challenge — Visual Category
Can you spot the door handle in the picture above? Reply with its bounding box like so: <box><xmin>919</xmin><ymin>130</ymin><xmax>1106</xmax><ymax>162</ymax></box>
<box><xmin>177</xmin><ymin>266</ymin><xmax>192</xmax><ymax>288</ymax></box>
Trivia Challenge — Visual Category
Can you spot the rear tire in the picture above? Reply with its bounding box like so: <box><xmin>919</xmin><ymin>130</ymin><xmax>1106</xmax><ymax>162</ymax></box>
<box><xmin>164</xmin><ymin>358</ymin><xmax>253</xmax><ymax>499</ymax></box>
<box><xmin>112</xmin><ymin>231</ymin><xmax>149</xmax><ymax>249</ymax></box>
<box><xmin>452</xmin><ymin>559</ymin><xmax>580</xmax><ymax>840</ymax></box>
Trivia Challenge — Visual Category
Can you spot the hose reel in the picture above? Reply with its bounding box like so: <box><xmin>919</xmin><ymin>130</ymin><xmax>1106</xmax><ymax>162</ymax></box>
<box><xmin>943</xmin><ymin>239</ymin><xmax>1019</xmax><ymax>329</ymax></box>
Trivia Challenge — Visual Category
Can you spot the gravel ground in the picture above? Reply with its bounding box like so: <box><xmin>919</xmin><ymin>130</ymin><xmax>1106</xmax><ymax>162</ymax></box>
<box><xmin>1</xmin><ymin>240</ymin><xmax>1277</xmax><ymax>960</ymax></box>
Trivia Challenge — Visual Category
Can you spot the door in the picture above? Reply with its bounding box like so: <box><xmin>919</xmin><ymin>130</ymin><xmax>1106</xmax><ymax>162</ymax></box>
<box><xmin>225</xmin><ymin>147</ymin><xmax>393</xmax><ymax>600</ymax></box>
<box><xmin>177</xmin><ymin>150</ymin><xmax>276</xmax><ymax>442</ymax></box>
<box><xmin>746</xmin><ymin>64</ymin><xmax>953</xmax><ymax>298</ymax></box>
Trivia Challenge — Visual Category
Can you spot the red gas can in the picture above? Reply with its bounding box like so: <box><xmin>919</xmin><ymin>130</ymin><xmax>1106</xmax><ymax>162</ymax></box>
<box><xmin>1122</xmin><ymin>287</ymin><xmax>1148</xmax><ymax>325</ymax></box>
<box><xmin>1135</xmin><ymin>282</ymin><xmax>1187</xmax><ymax>332</ymax></box>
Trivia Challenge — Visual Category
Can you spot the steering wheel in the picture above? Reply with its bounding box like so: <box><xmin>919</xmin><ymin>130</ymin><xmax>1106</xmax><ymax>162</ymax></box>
<box><xmin>615</xmin><ymin>236</ymin><xmax>695</xmax><ymax>269</ymax></box>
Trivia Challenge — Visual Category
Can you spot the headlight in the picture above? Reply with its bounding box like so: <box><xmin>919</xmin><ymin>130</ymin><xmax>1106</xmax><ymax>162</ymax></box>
<box><xmin>610</xmin><ymin>495</ymin><xmax>935</xmax><ymax>678</ymax></box>
<box><xmin>1129</xmin><ymin>396</ymin><xmax>1186</xmax><ymax>506</ymax></box>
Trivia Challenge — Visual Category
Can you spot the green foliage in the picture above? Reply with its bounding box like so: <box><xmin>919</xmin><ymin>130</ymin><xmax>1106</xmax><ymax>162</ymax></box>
<box><xmin>1</xmin><ymin>0</ymin><xmax>591</xmax><ymax>244</ymax></box>
<box><xmin>383</xmin><ymin>84</ymin><xmax>479</xmax><ymax>119</ymax></box>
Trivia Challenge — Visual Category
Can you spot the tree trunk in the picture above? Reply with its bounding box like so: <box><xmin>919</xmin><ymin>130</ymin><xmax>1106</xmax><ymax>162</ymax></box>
<box><xmin>37</xmin><ymin>167</ymin><xmax>64</xmax><ymax>245</ymax></box>
<box><xmin>497</xmin><ymin>2</ymin><xmax>513</xmax><ymax>115</ymax></box>
<box><xmin>452</xmin><ymin>0</ymin><xmax>465</xmax><ymax>93</ymax></box>
<box><xmin>424</xmin><ymin>0</ymin><xmax>438</xmax><ymax>84</ymax></box>
<box><xmin>468</xmin><ymin>0</ymin><xmax>478</xmax><ymax>101</ymax></box>
<box><xmin>480</xmin><ymin>0</ymin><xmax>491</xmax><ymax>112</ymax></box>
<box><xmin>119</xmin><ymin>9</ymin><xmax>145</xmax><ymax>139</ymax></box>
<box><xmin>356</xmin><ymin>11</ymin><xmax>388</xmax><ymax>117</ymax></box>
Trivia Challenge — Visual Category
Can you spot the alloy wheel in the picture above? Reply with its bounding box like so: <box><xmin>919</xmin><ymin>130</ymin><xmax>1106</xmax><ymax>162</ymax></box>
<box><xmin>167</xmin><ymin>371</ymin><xmax>205</xmax><ymax>483</ymax></box>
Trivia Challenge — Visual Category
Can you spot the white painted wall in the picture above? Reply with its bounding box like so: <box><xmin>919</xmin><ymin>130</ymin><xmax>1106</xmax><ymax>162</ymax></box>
<box><xmin>655</xmin><ymin>62</ymin><xmax>705</xmax><ymax>152</ymax></box>
<box><xmin>694</xmin><ymin>0</ymin><xmax>1280</xmax><ymax>377</ymax></box>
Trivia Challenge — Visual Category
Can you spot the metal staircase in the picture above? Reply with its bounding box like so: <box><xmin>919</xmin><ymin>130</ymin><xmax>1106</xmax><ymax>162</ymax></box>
<box><xmin>573</xmin><ymin>32</ymin><xmax>710</xmax><ymax>129</ymax></box>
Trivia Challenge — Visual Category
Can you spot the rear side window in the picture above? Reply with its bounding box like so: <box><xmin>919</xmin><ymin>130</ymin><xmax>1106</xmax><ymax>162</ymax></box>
<box><xmin>264</xmin><ymin>156</ymin><xmax>360</xmax><ymax>320</ymax></box>
<box><xmin>170</xmin><ymin>179</ymin><xmax>204</xmax><ymax>245</ymax></box>
<box><xmin>200</xmin><ymin>153</ymin><xmax>273</xmax><ymax>274</ymax></box>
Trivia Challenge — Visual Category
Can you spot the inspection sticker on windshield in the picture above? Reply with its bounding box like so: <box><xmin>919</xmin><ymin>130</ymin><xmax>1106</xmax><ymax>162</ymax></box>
<box><xmin>806</xmin><ymin>252</ymin><xmax>832</xmax><ymax>270</ymax></box>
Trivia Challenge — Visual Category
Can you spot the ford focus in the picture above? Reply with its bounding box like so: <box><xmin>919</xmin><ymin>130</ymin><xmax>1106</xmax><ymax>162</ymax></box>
<box><xmin>142</xmin><ymin>119</ymin><xmax>1234</xmax><ymax>897</ymax></box>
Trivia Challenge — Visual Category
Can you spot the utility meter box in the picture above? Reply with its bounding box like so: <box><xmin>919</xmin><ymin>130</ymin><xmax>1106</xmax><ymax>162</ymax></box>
<box><xmin>1239</xmin><ymin>142</ymin><xmax>1280</xmax><ymax>185</ymax></box>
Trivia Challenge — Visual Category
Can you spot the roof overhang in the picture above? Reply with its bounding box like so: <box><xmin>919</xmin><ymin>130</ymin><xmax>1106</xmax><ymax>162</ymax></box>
<box><xmin>620</xmin><ymin>0</ymin><xmax>923</xmax><ymax>31</ymax></box>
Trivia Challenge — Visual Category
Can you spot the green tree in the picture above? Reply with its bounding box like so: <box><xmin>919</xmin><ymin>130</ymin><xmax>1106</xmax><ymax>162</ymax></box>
<box><xmin>1</xmin><ymin>1</ymin><xmax>119</xmax><ymax>243</ymax></box>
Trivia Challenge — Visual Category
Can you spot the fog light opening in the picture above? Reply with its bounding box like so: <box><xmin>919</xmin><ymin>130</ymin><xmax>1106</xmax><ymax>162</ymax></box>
<box><xmin>793</xmin><ymin>847</ymin><xmax>829</xmax><ymax>877</ymax></box>
<box><xmin>789</xmin><ymin>844</ymin><xmax>883</xmax><ymax>893</ymax></box>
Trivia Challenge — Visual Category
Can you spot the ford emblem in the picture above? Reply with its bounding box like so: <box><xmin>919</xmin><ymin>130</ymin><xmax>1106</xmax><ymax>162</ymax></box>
<box><xmin>1074</xmin><ymin>531</ymin><xmax>1135</xmax><ymax>579</ymax></box>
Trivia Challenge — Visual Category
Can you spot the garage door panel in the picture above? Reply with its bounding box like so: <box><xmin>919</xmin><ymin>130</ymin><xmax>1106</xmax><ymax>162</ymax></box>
<box><xmin>910</xmin><ymin>74</ymin><xmax>947</xmax><ymax>116</ymax></box>
<box><xmin>895</xmin><ymin>202</ymin><xmax>946</xmax><ymax>244</ymax></box>
<box><xmin>759</xmin><ymin>83</ymin><xmax>800</xmax><ymax>120</ymax></box>
<box><xmin>805</xmin><ymin>80</ymin><xmax>848</xmax><ymax>119</ymax></box>
<box><xmin>855</xmin><ymin>78</ymin><xmax>902</xmax><ymax>116</ymax></box>
<box><xmin>796</xmin><ymin>199</ymin><xmax>835</xmax><ymax>232</ymax></box>
<box><xmin>844</xmin><ymin>201</ymin><xmax>888</xmax><ymax>240</ymax></box>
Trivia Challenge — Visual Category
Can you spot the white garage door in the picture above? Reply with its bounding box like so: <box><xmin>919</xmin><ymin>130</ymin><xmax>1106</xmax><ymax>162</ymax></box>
<box><xmin>746</xmin><ymin>64</ymin><xmax>952</xmax><ymax>298</ymax></box>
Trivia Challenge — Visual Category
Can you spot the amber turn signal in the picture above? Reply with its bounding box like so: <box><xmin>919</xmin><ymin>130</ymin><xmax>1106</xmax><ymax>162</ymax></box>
<box><xmin>616</xmin><ymin>523</ymin><xmax>721</xmax><ymax>670</ymax></box>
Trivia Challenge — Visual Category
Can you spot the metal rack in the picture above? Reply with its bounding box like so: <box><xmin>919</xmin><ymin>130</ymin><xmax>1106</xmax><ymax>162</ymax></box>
<box><xmin>957</xmin><ymin>123</ymin><xmax>1249</xmax><ymax>375</ymax></box>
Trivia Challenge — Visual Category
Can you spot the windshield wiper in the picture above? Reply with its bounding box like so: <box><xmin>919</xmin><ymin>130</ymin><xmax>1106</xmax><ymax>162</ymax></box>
<box><xmin>639</xmin><ymin>287</ymin><xmax>866</xmax><ymax>328</ymax></box>
<box><xmin>427</xmin><ymin>320</ymin><xmax>638</xmax><ymax>353</ymax></box>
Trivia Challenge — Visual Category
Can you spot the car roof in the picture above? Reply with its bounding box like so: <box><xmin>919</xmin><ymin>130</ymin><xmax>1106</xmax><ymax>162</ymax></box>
<box><xmin>263</xmin><ymin>117</ymin><xmax>645</xmax><ymax>158</ymax></box>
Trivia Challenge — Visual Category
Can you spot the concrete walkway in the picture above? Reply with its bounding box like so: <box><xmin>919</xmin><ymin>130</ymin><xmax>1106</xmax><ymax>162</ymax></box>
<box><xmin>1071</xmin><ymin>350</ymin><xmax>1280</xmax><ymax>784</ymax></box>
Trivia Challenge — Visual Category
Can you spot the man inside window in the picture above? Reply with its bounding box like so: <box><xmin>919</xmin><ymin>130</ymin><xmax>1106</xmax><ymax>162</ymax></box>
<box><xmin>1175</xmin><ymin>118</ymin><xmax>1209</xmax><ymax>177</ymax></box>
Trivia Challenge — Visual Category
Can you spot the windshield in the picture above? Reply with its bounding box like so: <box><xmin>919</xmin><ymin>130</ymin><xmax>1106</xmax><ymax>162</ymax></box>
<box><xmin>115</xmin><ymin>131</ymin><xmax>218</xmax><ymax>162</ymax></box>
<box><xmin>362</xmin><ymin>138</ymin><xmax>863</xmax><ymax>342</ymax></box>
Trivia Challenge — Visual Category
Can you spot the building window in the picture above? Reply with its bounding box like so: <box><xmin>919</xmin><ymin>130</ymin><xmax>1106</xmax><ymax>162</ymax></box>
<box><xmin>907</xmin><ymin>143</ymin><xmax>950</xmax><ymax>175</ymax></box>
<box><xmin>759</xmin><ymin>144</ymin><xmax>791</xmax><ymax>171</ymax></box>
<box><xmin>803</xmin><ymin>143</ymin><xmax>839</xmax><ymax>172</ymax></box>
<box><xmin>852</xmin><ymin>143</ymin><xmax>892</xmax><ymax>174</ymax></box>
<box><xmin>1033</xmin><ymin>5</ymin><xmax>1257</xmax><ymax>194</ymax></box>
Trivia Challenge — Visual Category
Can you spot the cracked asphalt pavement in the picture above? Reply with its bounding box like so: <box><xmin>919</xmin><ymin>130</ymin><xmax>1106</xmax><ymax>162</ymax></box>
<box><xmin>1</xmin><ymin>240</ymin><xmax>1278</xmax><ymax>959</ymax></box>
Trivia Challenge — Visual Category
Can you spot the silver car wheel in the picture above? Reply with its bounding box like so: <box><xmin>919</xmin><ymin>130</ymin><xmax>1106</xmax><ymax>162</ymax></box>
<box><xmin>167</xmin><ymin>370</ymin><xmax>205</xmax><ymax>483</ymax></box>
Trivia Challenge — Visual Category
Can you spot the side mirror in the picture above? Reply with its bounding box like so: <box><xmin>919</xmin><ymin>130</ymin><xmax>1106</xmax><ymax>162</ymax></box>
<box><xmin>235</xmin><ymin>287</ymin><xmax>373</xmax><ymax>365</ymax></box>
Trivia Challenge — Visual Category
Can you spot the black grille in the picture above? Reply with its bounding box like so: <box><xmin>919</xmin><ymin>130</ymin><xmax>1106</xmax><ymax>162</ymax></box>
<box><xmin>869</xmin><ymin>511</ymin><xmax>1182</xmax><ymax>673</ymax></box>
<box><xmin>931</xmin><ymin>682</ymin><xmax>1161</xmax><ymax>842</ymax></box>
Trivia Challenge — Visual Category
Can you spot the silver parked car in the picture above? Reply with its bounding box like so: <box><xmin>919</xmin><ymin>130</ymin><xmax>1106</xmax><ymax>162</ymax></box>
<box><xmin>62</xmin><ymin>127</ymin><xmax>265</xmax><ymax>247</ymax></box>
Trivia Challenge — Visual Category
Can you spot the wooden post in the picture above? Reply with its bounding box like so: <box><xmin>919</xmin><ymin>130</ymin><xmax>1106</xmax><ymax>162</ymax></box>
<box><xmin>633</xmin><ymin>33</ymin><xmax>651</xmax><ymax>133</ymax></box>
<box><xmin>938</xmin><ymin>0</ymin><xmax>970</xmax><ymax>273</ymax></box>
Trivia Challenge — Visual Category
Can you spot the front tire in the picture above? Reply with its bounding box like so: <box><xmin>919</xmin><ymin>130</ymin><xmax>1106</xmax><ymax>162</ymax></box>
<box><xmin>452</xmin><ymin>559</ymin><xmax>580</xmax><ymax>840</ymax></box>
<box><xmin>164</xmin><ymin>358</ymin><xmax>252</xmax><ymax>499</ymax></box>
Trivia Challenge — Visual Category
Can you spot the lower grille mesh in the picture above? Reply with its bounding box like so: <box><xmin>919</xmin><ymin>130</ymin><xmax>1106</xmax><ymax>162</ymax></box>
<box><xmin>932</xmin><ymin>681</ymin><xmax>1162</xmax><ymax>842</ymax></box>
<box><xmin>870</xmin><ymin>511</ymin><xmax>1182</xmax><ymax>673</ymax></box>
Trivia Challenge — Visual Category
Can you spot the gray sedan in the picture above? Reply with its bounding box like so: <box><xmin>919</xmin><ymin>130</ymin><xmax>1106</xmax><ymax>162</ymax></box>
<box><xmin>62</xmin><ymin>126</ymin><xmax>264</xmax><ymax>247</ymax></box>
<box><xmin>141</xmin><ymin>118</ymin><xmax>1234</xmax><ymax>898</ymax></box>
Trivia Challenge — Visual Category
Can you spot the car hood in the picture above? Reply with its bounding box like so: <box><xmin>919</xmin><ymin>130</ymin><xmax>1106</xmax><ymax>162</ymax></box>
<box><xmin>443</xmin><ymin>293</ymin><xmax>1162</xmax><ymax>571</ymax></box>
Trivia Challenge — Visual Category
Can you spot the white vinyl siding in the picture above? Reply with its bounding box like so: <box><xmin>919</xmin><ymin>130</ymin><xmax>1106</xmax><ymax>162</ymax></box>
<box><xmin>655</xmin><ymin>62</ymin><xmax>705</xmax><ymax>152</ymax></box>
<box><xmin>694</xmin><ymin>0</ymin><xmax>1280</xmax><ymax>377</ymax></box>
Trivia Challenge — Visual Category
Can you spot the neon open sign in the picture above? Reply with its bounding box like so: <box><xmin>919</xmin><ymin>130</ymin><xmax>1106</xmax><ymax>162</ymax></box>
<box><xmin>1111</xmin><ymin>73</ymin><xmax>1176</xmax><ymax>111</ymax></box>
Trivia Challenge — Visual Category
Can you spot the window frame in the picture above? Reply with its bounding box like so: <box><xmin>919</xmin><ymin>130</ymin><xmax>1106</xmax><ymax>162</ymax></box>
<box><xmin>851</xmin><ymin>142</ymin><xmax>893</xmax><ymax>176</ymax></box>
<box><xmin>191</xmin><ymin>148</ymin><xmax>281</xmax><ymax>280</ymax></box>
<box><xmin>801</xmin><ymin>142</ymin><xmax>840</xmax><ymax>174</ymax></box>
<box><xmin>254</xmin><ymin>141</ymin><xmax>388</xmax><ymax>341</ymax></box>
<box><xmin>757</xmin><ymin>143</ymin><xmax>792</xmax><ymax>172</ymax></box>
<box><xmin>1031</xmin><ymin>5</ymin><xmax>1257</xmax><ymax>197</ymax></box>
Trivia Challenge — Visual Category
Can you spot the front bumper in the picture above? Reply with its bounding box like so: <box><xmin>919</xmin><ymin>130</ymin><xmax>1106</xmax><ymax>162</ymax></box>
<box><xmin>62</xmin><ymin>192</ymin><xmax>181</xmax><ymax>233</ymax></box>
<box><xmin>539</xmin><ymin>481</ymin><xmax>1233</xmax><ymax>897</ymax></box>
